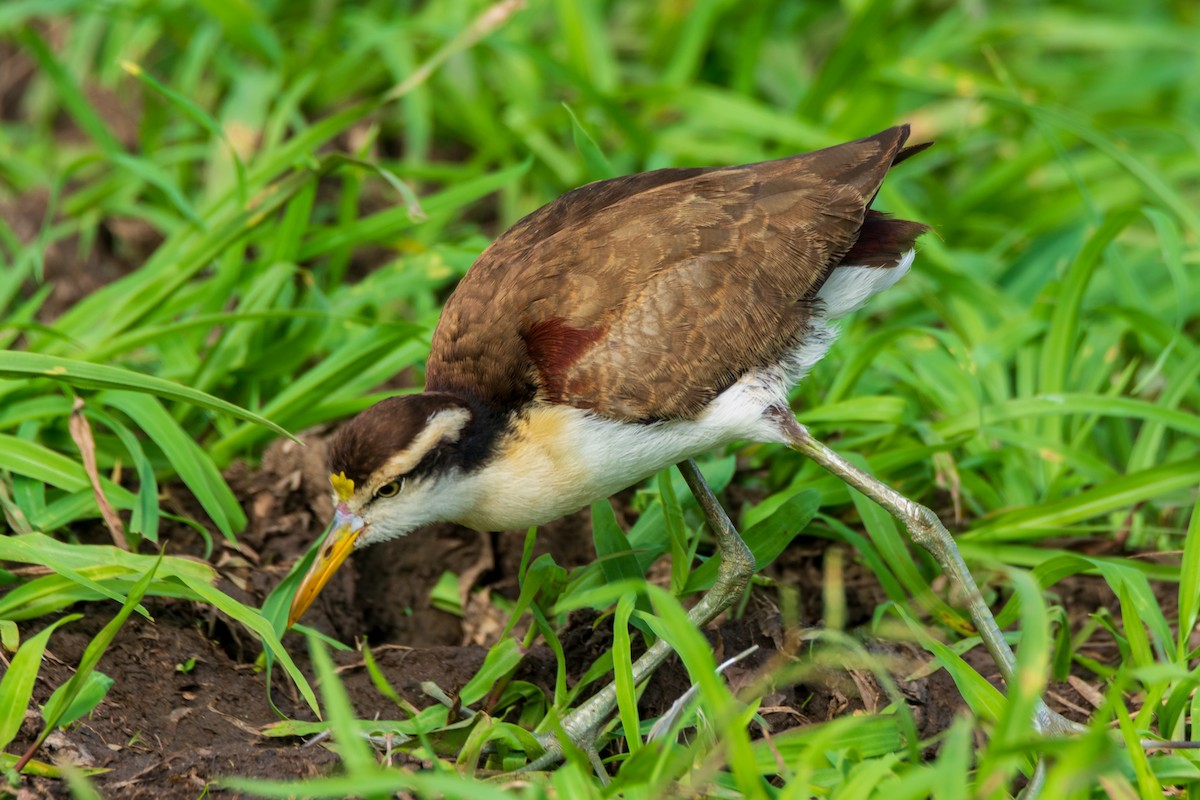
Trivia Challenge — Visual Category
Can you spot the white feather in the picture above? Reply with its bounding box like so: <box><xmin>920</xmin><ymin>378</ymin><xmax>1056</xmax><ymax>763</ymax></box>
<box><xmin>816</xmin><ymin>249</ymin><xmax>914</xmax><ymax>319</ymax></box>
<box><xmin>452</xmin><ymin>374</ymin><xmax>791</xmax><ymax>531</ymax></box>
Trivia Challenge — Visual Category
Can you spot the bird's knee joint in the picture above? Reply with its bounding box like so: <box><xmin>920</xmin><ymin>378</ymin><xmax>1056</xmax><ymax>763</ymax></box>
<box><xmin>907</xmin><ymin>504</ymin><xmax>945</xmax><ymax>545</ymax></box>
<box><xmin>767</xmin><ymin>408</ymin><xmax>808</xmax><ymax>445</ymax></box>
<box><xmin>733</xmin><ymin>550</ymin><xmax>757</xmax><ymax>582</ymax></box>
<box><xmin>716</xmin><ymin>543</ymin><xmax>756</xmax><ymax>593</ymax></box>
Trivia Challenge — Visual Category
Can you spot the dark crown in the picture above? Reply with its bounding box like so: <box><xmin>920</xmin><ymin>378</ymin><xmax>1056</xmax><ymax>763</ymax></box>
<box><xmin>327</xmin><ymin>393</ymin><xmax>471</xmax><ymax>488</ymax></box>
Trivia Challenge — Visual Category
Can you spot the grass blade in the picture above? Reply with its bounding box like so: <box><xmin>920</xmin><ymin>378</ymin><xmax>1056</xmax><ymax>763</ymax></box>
<box><xmin>17</xmin><ymin>555</ymin><xmax>161</xmax><ymax>772</ymax></box>
<box><xmin>591</xmin><ymin>499</ymin><xmax>646</xmax><ymax>588</ymax></box>
<box><xmin>0</xmin><ymin>614</ymin><xmax>80</xmax><ymax>752</ymax></box>
<box><xmin>612</xmin><ymin>592</ymin><xmax>641</xmax><ymax>755</ymax></box>
<box><xmin>305</xmin><ymin>633</ymin><xmax>375</xmax><ymax>780</ymax></box>
<box><xmin>0</xmin><ymin>351</ymin><xmax>292</xmax><ymax>438</ymax></box>
<box><xmin>1178</xmin><ymin>488</ymin><xmax>1200</xmax><ymax>656</ymax></box>
<box><xmin>682</xmin><ymin>489</ymin><xmax>818</xmax><ymax>593</ymax></box>
<box><xmin>42</xmin><ymin>670</ymin><xmax>113</xmax><ymax>728</ymax></box>
<box><xmin>658</xmin><ymin>469</ymin><xmax>692</xmax><ymax>595</ymax></box>
<box><xmin>1037</xmin><ymin>210</ymin><xmax>1136</xmax><ymax>447</ymax></box>
<box><xmin>100</xmin><ymin>390</ymin><xmax>246</xmax><ymax>539</ymax></box>
<box><xmin>966</xmin><ymin>458</ymin><xmax>1200</xmax><ymax>541</ymax></box>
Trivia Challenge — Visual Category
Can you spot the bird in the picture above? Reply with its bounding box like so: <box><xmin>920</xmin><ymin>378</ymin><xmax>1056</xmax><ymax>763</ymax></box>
<box><xmin>287</xmin><ymin>125</ymin><xmax>1075</xmax><ymax>763</ymax></box>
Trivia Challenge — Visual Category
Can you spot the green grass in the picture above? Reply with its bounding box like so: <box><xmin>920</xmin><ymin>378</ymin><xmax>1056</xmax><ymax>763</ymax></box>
<box><xmin>2</xmin><ymin>0</ymin><xmax>1199</xmax><ymax>797</ymax></box>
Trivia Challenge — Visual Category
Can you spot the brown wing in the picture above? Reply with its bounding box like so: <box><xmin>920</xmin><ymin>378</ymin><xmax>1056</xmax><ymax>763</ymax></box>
<box><xmin>426</xmin><ymin>125</ymin><xmax>925</xmax><ymax>421</ymax></box>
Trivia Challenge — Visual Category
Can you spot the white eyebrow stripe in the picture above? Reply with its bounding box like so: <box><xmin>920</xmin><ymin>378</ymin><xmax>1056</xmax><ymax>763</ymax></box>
<box><xmin>362</xmin><ymin>407</ymin><xmax>471</xmax><ymax>497</ymax></box>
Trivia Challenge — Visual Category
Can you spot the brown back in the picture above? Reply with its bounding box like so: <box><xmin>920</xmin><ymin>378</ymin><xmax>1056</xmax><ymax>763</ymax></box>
<box><xmin>426</xmin><ymin>126</ymin><xmax>928</xmax><ymax>421</ymax></box>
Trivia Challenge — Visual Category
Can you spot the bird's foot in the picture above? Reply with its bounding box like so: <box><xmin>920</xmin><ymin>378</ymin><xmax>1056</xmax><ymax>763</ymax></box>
<box><xmin>521</xmin><ymin>711</ymin><xmax>609</xmax><ymax>779</ymax></box>
<box><xmin>1035</xmin><ymin>703</ymin><xmax>1087</xmax><ymax>737</ymax></box>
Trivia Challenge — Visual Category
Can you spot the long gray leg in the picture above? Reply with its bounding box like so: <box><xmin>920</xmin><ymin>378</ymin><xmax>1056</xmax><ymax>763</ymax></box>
<box><xmin>777</xmin><ymin>414</ymin><xmax>1081</xmax><ymax>736</ymax></box>
<box><xmin>524</xmin><ymin>460</ymin><xmax>756</xmax><ymax>774</ymax></box>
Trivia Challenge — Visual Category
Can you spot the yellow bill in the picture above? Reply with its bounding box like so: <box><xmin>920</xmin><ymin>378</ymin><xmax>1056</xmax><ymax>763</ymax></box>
<box><xmin>287</xmin><ymin>505</ymin><xmax>366</xmax><ymax>627</ymax></box>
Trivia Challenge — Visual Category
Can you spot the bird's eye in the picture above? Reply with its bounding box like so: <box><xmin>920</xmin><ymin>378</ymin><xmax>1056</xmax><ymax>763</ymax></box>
<box><xmin>375</xmin><ymin>480</ymin><xmax>403</xmax><ymax>499</ymax></box>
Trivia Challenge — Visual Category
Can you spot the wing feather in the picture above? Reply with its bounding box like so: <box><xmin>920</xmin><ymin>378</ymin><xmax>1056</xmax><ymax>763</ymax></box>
<box><xmin>426</xmin><ymin>126</ymin><xmax>928</xmax><ymax>420</ymax></box>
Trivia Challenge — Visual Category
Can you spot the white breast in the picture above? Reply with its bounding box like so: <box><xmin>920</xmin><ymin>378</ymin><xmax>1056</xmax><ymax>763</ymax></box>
<box><xmin>451</xmin><ymin>374</ymin><xmax>787</xmax><ymax>531</ymax></box>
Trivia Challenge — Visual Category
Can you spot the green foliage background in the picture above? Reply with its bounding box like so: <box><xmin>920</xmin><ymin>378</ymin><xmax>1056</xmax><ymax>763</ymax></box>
<box><xmin>1</xmin><ymin>0</ymin><xmax>1198</xmax><ymax>796</ymax></box>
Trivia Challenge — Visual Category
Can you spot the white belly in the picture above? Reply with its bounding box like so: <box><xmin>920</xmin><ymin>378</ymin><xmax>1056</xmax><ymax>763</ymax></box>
<box><xmin>452</xmin><ymin>372</ymin><xmax>791</xmax><ymax>531</ymax></box>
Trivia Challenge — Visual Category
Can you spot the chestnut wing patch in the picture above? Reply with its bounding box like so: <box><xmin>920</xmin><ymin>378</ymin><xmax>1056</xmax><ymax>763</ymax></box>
<box><xmin>522</xmin><ymin>317</ymin><xmax>607</xmax><ymax>403</ymax></box>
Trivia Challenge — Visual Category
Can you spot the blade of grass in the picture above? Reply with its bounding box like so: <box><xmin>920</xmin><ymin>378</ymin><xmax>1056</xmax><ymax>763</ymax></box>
<box><xmin>563</xmin><ymin>103</ymin><xmax>615</xmax><ymax>181</ymax></box>
<box><xmin>305</xmin><ymin>633</ymin><xmax>375</xmax><ymax>779</ymax></box>
<box><xmin>100</xmin><ymin>390</ymin><xmax>246</xmax><ymax>539</ymax></box>
<box><xmin>0</xmin><ymin>351</ymin><xmax>292</xmax><ymax>439</ymax></box>
<box><xmin>966</xmin><ymin>458</ymin><xmax>1200</xmax><ymax>541</ymax></box>
<box><xmin>641</xmin><ymin>585</ymin><xmax>761</xmax><ymax>795</ymax></box>
<box><xmin>591</xmin><ymin>499</ymin><xmax>646</xmax><ymax>588</ymax></box>
<box><xmin>0</xmin><ymin>614</ymin><xmax>80</xmax><ymax>752</ymax></box>
<box><xmin>934</xmin><ymin>394</ymin><xmax>1200</xmax><ymax>441</ymax></box>
<box><xmin>41</xmin><ymin>670</ymin><xmax>113</xmax><ymax>729</ymax></box>
<box><xmin>1178</xmin><ymin>489</ymin><xmax>1200</xmax><ymax>656</ymax></box>
<box><xmin>0</xmin><ymin>433</ymin><xmax>136</xmax><ymax>507</ymax></box>
<box><xmin>1037</xmin><ymin>210</ymin><xmax>1136</xmax><ymax>450</ymax></box>
<box><xmin>16</xmin><ymin>554</ymin><xmax>161</xmax><ymax>772</ymax></box>
<box><xmin>83</xmin><ymin>407</ymin><xmax>160</xmax><ymax>542</ymax></box>
<box><xmin>14</xmin><ymin>27</ymin><xmax>120</xmax><ymax>152</ymax></box>
<box><xmin>459</xmin><ymin>638</ymin><xmax>525</xmax><ymax>707</ymax></box>
<box><xmin>612</xmin><ymin>592</ymin><xmax>641</xmax><ymax>755</ymax></box>
<box><xmin>182</xmin><ymin>577</ymin><xmax>318</xmax><ymax>715</ymax></box>
<box><xmin>658</xmin><ymin>470</ymin><xmax>692</xmax><ymax>596</ymax></box>
<box><xmin>681</xmin><ymin>489</ymin><xmax>818</xmax><ymax>594</ymax></box>
<box><xmin>122</xmin><ymin>60</ymin><xmax>247</xmax><ymax>205</ymax></box>
<box><xmin>895</xmin><ymin>603</ymin><xmax>1005</xmax><ymax>723</ymax></box>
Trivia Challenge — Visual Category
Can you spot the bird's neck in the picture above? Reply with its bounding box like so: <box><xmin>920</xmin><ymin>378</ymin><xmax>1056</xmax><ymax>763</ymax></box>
<box><xmin>437</xmin><ymin>392</ymin><xmax>509</xmax><ymax>474</ymax></box>
<box><xmin>450</xmin><ymin>404</ymin><xmax>598</xmax><ymax>532</ymax></box>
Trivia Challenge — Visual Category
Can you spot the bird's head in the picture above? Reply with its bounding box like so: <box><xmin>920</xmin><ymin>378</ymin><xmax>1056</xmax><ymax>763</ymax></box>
<box><xmin>287</xmin><ymin>393</ymin><xmax>477</xmax><ymax>626</ymax></box>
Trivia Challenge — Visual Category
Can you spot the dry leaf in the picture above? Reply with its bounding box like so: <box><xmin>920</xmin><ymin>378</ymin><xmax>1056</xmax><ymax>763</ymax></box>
<box><xmin>69</xmin><ymin>397</ymin><xmax>128</xmax><ymax>549</ymax></box>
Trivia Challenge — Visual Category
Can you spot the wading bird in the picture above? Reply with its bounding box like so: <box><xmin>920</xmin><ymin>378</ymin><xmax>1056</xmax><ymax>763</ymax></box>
<box><xmin>288</xmin><ymin>125</ymin><xmax>1075</xmax><ymax>764</ymax></box>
